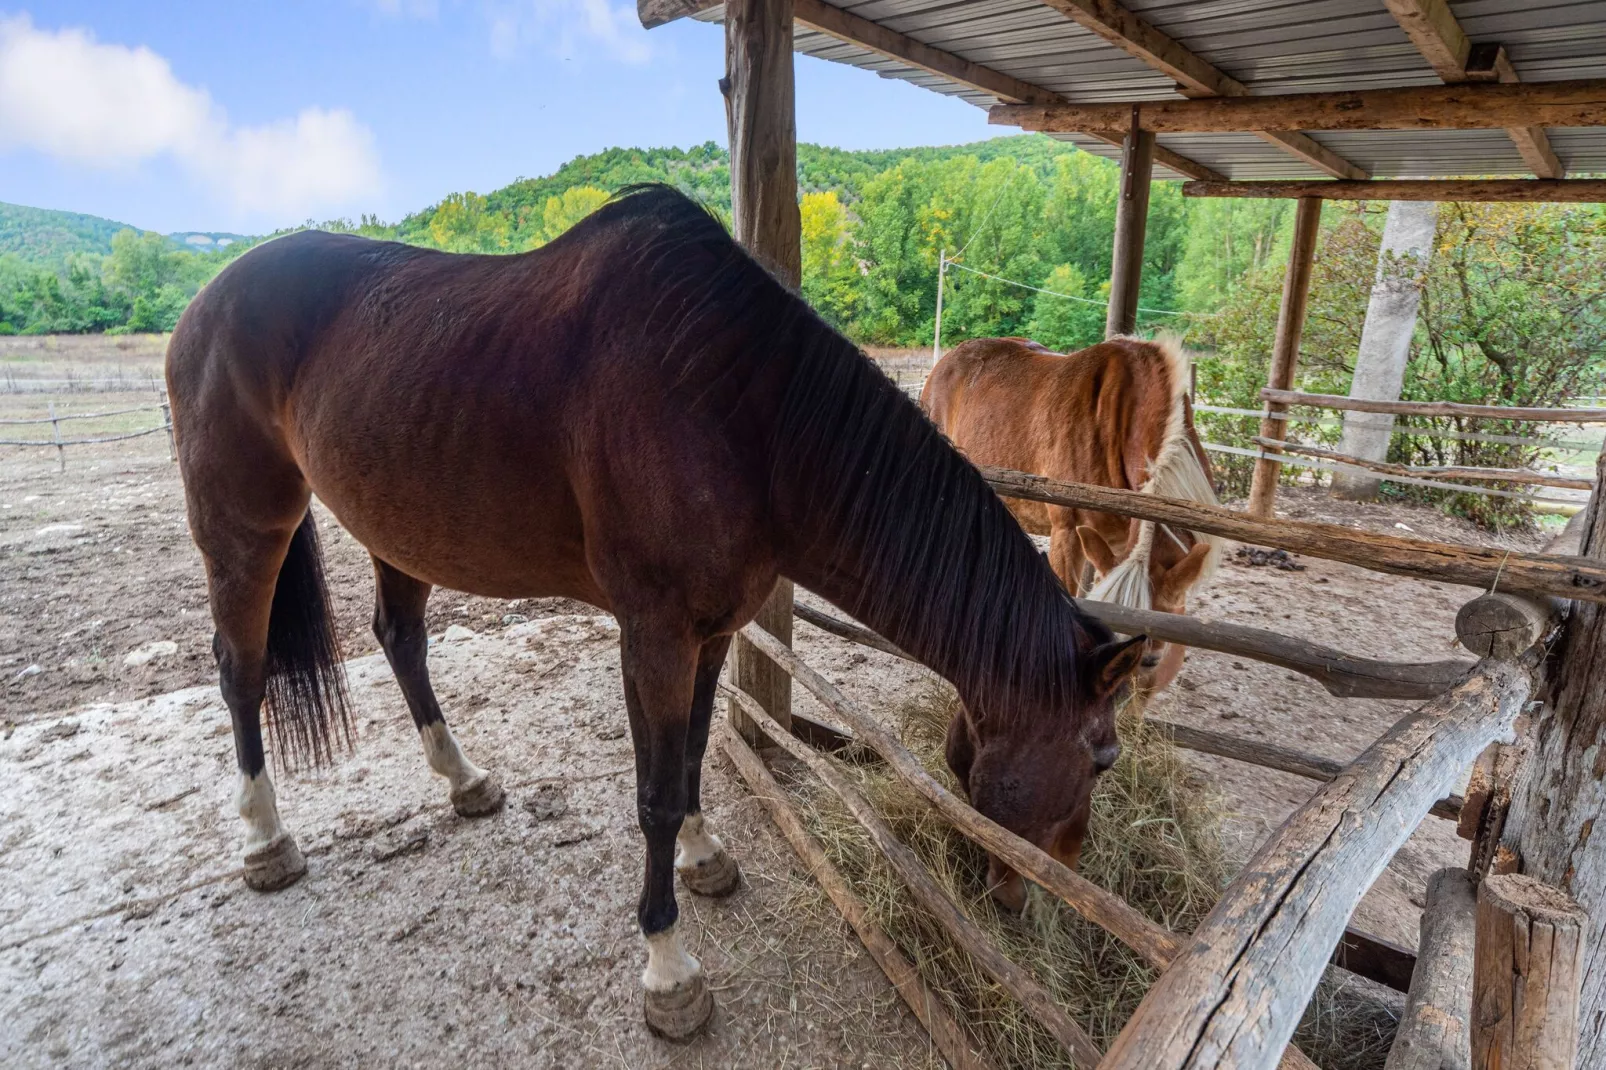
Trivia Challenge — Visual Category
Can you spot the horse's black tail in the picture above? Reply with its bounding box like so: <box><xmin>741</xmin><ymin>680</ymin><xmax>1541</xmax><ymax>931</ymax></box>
<box><xmin>265</xmin><ymin>511</ymin><xmax>353</xmax><ymax>770</ymax></box>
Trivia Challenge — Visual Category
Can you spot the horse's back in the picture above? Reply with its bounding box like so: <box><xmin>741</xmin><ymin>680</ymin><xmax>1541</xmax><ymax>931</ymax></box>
<box><xmin>924</xmin><ymin>336</ymin><xmax>1181</xmax><ymax>492</ymax></box>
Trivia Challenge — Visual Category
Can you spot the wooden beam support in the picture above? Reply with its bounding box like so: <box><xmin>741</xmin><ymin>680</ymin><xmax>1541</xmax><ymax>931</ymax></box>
<box><xmin>1385</xmin><ymin>867</ymin><xmax>1478</xmax><ymax>1070</ymax></box>
<box><xmin>990</xmin><ymin>78</ymin><xmax>1606</xmax><ymax>134</ymax></box>
<box><xmin>1106</xmin><ymin>120</ymin><xmax>1154</xmax><ymax>337</ymax></box>
<box><xmin>1101</xmin><ymin>660</ymin><xmax>1532</xmax><ymax>1070</ymax></box>
<box><xmin>1472</xmin><ymin>875</ymin><xmax>1588</xmax><ymax>1069</ymax></box>
<box><xmin>979</xmin><ymin>466</ymin><xmax>1606</xmax><ymax>605</ymax></box>
<box><xmin>719</xmin><ymin>727</ymin><xmax>999</xmax><ymax>1070</ymax></box>
<box><xmin>1260</xmin><ymin>388</ymin><xmax>1606</xmax><ymax>424</ymax></box>
<box><xmin>725</xmin><ymin>0</ymin><xmax>799</xmax><ymax>741</ymax></box>
<box><xmin>1249</xmin><ymin>196</ymin><xmax>1322</xmax><ymax>518</ymax></box>
<box><xmin>1184</xmin><ymin>179</ymin><xmax>1606</xmax><ymax>202</ymax></box>
<box><xmin>638</xmin><ymin>0</ymin><xmax>1226</xmax><ymax>181</ymax></box>
<box><xmin>1383</xmin><ymin>2</ymin><xmax>1565</xmax><ymax>179</ymax></box>
<box><xmin>1033</xmin><ymin>0</ymin><xmax>1368</xmax><ymax>179</ymax></box>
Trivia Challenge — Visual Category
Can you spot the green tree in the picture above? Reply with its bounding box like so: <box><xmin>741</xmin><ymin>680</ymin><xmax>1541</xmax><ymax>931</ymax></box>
<box><xmin>800</xmin><ymin>190</ymin><xmax>859</xmax><ymax>329</ymax></box>
<box><xmin>1025</xmin><ymin>264</ymin><xmax>1107</xmax><ymax>351</ymax></box>
<box><xmin>540</xmin><ymin>186</ymin><xmax>611</xmax><ymax>244</ymax></box>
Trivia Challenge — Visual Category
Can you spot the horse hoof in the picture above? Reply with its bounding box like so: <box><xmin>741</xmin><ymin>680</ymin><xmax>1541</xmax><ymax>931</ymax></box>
<box><xmin>450</xmin><ymin>773</ymin><xmax>506</xmax><ymax>817</ymax></box>
<box><xmin>242</xmin><ymin>832</ymin><xmax>307</xmax><ymax>892</ymax></box>
<box><xmin>644</xmin><ymin>975</ymin><xmax>713</xmax><ymax>1041</ymax></box>
<box><xmin>677</xmin><ymin>850</ymin><xmax>742</xmax><ymax>898</ymax></box>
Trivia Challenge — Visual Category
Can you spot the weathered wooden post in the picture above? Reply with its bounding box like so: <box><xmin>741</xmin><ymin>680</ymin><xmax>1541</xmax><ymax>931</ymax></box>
<box><xmin>1386</xmin><ymin>867</ymin><xmax>1477</xmax><ymax>1070</ymax></box>
<box><xmin>1105</xmin><ymin>109</ymin><xmax>1154</xmax><ymax>339</ymax></box>
<box><xmin>48</xmin><ymin>400</ymin><xmax>65</xmax><ymax>472</ymax></box>
<box><xmin>160</xmin><ymin>399</ymin><xmax>176</xmax><ymax>462</ymax></box>
<box><xmin>1472</xmin><ymin>874</ymin><xmax>1587</xmax><ymax>1070</ymax></box>
<box><xmin>1247</xmin><ymin>195</ymin><xmax>1322</xmax><ymax>518</ymax></box>
<box><xmin>723</xmin><ymin>0</ymin><xmax>799</xmax><ymax>740</ymax></box>
<box><xmin>1499</xmin><ymin>449</ymin><xmax>1606</xmax><ymax>1062</ymax></box>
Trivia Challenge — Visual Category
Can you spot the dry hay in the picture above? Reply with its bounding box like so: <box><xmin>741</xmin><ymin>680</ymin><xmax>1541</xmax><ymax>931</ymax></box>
<box><xmin>773</xmin><ymin>673</ymin><xmax>1402</xmax><ymax>1070</ymax></box>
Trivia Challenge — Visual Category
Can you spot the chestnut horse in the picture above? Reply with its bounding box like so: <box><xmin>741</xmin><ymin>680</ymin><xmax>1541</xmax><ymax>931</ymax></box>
<box><xmin>922</xmin><ymin>336</ymin><xmax>1221</xmax><ymax>694</ymax></box>
<box><xmin>167</xmin><ymin>187</ymin><xmax>1143</xmax><ymax>1039</ymax></box>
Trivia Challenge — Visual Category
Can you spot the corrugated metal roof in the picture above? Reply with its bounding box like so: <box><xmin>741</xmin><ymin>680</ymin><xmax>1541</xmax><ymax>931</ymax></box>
<box><xmin>694</xmin><ymin>0</ymin><xmax>1606</xmax><ymax>181</ymax></box>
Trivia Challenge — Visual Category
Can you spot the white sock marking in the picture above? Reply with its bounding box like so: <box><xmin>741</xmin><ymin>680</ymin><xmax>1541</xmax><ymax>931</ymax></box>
<box><xmin>235</xmin><ymin>770</ymin><xmax>287</xmax><ymax>851</ymax></box>
<box><xmin>642</xmin><ymin>924</ymin><xmax>701</xmax><ymax>992</ymax></box>
<box><xmin>419</xmin><ymin>721</ymin><xmax>486</xmax><ymax>793</ymax></box>
<box><xmin>675</xmin><ymin>812</ymin><xmax>726</xmax><ymax>870</ymax></box>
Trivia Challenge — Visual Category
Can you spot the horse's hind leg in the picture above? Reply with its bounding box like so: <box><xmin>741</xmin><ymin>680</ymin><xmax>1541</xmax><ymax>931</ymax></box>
<box><xmin>371</xmin><ymin>557</ymin><xmax>505</xmax><ymax>816</ymax></box>
<box><xmin>674</xmin><ymin>635</ymin><xmax>741</xmax><ymax>897</ymax></box>
<box><xmin>206</xmin><ymin>525</ymin><xmax>309</xmax><ymax>892</ymax></box>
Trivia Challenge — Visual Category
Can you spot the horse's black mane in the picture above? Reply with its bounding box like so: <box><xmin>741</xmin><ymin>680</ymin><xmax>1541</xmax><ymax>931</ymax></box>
<box><xmin>589</xmin><ymin>184</ymin><xmax>1110</xmax><ymax>721</ymax></box>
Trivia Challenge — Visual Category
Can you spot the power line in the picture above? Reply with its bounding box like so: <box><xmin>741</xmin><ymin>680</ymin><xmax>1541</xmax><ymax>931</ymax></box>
<box><xmin>944</xmin><ymin>260</ymin><xmax>1211</xmax><ymax>318</ymax></box>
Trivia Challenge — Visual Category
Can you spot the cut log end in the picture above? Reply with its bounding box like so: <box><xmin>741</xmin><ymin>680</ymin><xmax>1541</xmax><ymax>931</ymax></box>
<box><xmin>1455</xmin><ymin>593</ymin><xmax>1553</xmax><ymax>661</ymax></box>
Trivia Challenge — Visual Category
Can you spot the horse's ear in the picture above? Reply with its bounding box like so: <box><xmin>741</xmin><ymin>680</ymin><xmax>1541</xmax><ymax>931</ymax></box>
<box><xmin>1076</xmin><ymin>526</ymin><xmax>1117</xmax><ymax>575</ymax></box>
<box><xmin>1088</xmin><ymin>635</ymin><xmax>1146</xmax><ymax>698</ymax></box>
<box><xmin>1158</xmin><ymin>543</ymin><xmax>1212</xmax><ymax>600</ymax></box>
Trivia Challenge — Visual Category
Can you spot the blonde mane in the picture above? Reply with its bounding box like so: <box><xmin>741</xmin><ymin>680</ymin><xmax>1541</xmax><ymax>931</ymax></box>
<box><xmin>1087</xmin><ymin>334</ymin><xmax>1223</xmax><ymax>610</ymax></box>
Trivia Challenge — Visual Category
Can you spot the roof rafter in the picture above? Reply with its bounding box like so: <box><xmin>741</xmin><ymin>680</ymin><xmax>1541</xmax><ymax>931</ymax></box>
<box><xmin>1383</xmin><ymin>0</ymin><xmax>1563</xmax><ymax>178</ymax></box>
<box><xmin>1033</xmin><ymin>0</ymin><xmax>1368</xmax><ymax>180</ymax></box>
<box><xmin>636</xmin><ymin>0</ymin><xmax>1225</xmax><ymax>181</ymax></box>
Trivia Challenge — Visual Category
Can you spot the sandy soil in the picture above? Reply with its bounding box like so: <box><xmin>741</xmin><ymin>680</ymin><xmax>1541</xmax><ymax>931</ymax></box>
<box><xmin>1</xmin><ymin>394</ymin><xmax>1553</xmax><ymax>1066</ymax></box>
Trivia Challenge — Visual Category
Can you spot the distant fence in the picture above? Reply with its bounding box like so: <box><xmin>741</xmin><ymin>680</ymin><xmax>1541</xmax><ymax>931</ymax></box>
<box><xmin>0</xmin><ymin>401</ymin><xmax>174</xmax><ymax>468</ymax></box>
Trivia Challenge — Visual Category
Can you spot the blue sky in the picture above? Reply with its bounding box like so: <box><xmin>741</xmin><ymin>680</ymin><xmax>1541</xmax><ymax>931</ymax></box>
<box><xmin>0</xmin><ymin>2</ymin><xmax>994</xmax><ymax>234</ymax></box>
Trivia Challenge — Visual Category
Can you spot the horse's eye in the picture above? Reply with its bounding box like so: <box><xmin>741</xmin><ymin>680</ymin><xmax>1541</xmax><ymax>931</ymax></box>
<box><xmin>1140</xmin><ymin>653</ymin><xmax>1162</xmax><ymax>669</ymax></box>
<box><xmin>1091</xmin><ymin>742</ymin><xmax>1121</xmax><ymax>773</ymax></box>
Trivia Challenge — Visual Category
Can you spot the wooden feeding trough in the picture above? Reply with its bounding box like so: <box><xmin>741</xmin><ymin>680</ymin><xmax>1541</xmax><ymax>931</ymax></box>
<box><xmin>637</xmin><ymin>2</ymin><xmax>1606</xmax><ymax>1065</ymax></box>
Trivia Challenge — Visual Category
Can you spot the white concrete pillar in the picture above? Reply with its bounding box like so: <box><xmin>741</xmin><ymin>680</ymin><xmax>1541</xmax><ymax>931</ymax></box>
<box><xmin>1331</xmin><ymin>200</ymin><xmax>1438</xmax><ymax>501</ymax></box>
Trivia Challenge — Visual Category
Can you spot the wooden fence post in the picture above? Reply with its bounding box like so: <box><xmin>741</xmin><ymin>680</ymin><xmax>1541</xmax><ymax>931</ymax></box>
<box><xmin>1248</xmin><ymin>195</ymin><xmax>1322</xmax><ymax>518</ymax></box>
<box><xmin>1472</xmin><ymin>874</ymin><xmax>1587</xmax><ymax>1070</ymax></box>
<box><xmin>1105</xmin><ymin>109</ymin><xmax>1154</xmax><ymax>339</ymax></box>
<box><xmin>1500</xmin><ymin>451</ymin><xmax>1606</xmax><ymax>1061</ymax></box>
<box><xmin>724</xmin><ymin>0</ymin><xmax>798</xmax><ymax>740</ymax></box>
<box><xmin>48</xmin><ymin>400</ymin><xmax>65</xmax><ymax>472</ymax></box>
<box><xmin>160</xmin><ymin>400</ymin><xmax>176</xmax><ymax>462</ymax></box>
<box><xmin>1386</xmin><ymin>867</ymin><xmax>1478</xmax><ymax>1070</ymax></box>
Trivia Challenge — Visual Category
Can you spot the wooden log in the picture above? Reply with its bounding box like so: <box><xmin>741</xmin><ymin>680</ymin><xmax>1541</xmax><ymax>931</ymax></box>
<box><xmin>1472</xmin><ymin>875</ymin><xmax>1588</xmax><ymax>1070</ymax></box>
<box><xmin>1337</xmin><ymin>929</ymin><xmax>1419</xmax><ymax>995</ymax></box>
<box><xmin>979</xmin><ymin>466</ymin><xmax>1606</xmax><ymax>605</ymax></box>
<box><xmin>736</xmin><ymin>622</ymin><xmax>1185</xmax><ymax>968</ymax></box>
<box><xmin>1105</xmin><ymin>119</ymin><xmax>1154</xmax><ymax>339</ymax></box>
<box><xmin>1249</xmin><ymin>196</ymin><xmax>1323</xmax><ymax>518</ymax></box>
<box><xmin>1255</xmin><ymin>438</ymin><xmax>1595</xmax><ymax>491</ymax></box>
<box><xmin>1385</xmin><ymin>868</ymin><xmax>1478</xmax><ymax>1070</ymax></box>
<box><xmin>1100</xmin><ymin>659</ymin><xmax>1532</xmax><ymax>1070</ymax></box>
<box><xmin>725</xmin><ymin>0</ymin><xmax>799</xmax><ymax>742</ymax></box>
<box><xmin>989</xmin><ymin>78</ymin><xmax>1606</xmax><ymax>134</ymax></box>
<box><xmin>798</xmin><ymin>597</ymin><xmax>1472</xmax><ymax>700</ymax></box>
<box><xmin>1456</xmin><ymin>594</ymin><xmax>1559</xmax><ymax>661</ymax></box>
<box><xmin>1260</xmin><ymin>389</ymin><xmax>1606</xmax><ymax>424</ymax></box>
<box><xmin>1184</xmin><ymin>180</ymin><xmax>1606</xmax><ymax>203</ymax></box>
<box><xmin>722</xmin><ymin>683</ymin><xmax>1104</xmax><ymax>1068</ymax></box>
<box><xmin>719</xmin><ymin>726</ymin><xmax>998</xmax><ymax>1070</ymax></box>
<box><xmin>1459</xmin><ymin>742</ymin><xmax>1527</xmax><ymax>880</ymax></box>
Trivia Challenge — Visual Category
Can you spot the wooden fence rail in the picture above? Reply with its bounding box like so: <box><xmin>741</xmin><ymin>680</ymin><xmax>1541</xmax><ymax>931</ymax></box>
<box><xmin>978</xmin><ymin>466</ymin><xmax>1606</xmax><ymax>605</ymax></box>
<box><xmin>1252</xmin><ymin>438</ymin><xmax>1595</xmax><ymax>492</ymax></box>
<box><xmin>1258</xmin><ymin>389</ymin><xmax>1606</xmax><ymax>424</ymax></box>
<box><xmin>1099</xmin><ymin>660</ymin><xmax>1532</xmax><ymax>1070</ymax></box>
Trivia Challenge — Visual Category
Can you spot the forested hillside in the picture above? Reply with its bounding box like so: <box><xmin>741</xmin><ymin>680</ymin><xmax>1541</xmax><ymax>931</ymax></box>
<box><xmin>4</xmin><ymin>135</ymin><xmax>1603</xmax><ymax>524</ymax></box>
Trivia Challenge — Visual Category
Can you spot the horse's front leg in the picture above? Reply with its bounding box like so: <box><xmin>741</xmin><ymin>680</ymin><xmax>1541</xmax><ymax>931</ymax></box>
<box><xmin>619</xmin><ymin>617</ymin><xmax>712</xmax><ymax>1040</ymax></box>
<box><xmin>675</xmin><ymin>635</ymin><xmax>741</xmax><ymax>897</ymax></box>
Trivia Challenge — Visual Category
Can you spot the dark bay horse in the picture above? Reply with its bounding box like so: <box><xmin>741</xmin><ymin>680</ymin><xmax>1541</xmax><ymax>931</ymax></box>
<box><xmin>923</xmin><ymin>336</ymin><xmax>1221</xmax><ymax>694</ymax></box>
<box><xmin>167</xmin><ymin>186</ymin><xmax>1143</xmax><ymax>1038</ymax></box>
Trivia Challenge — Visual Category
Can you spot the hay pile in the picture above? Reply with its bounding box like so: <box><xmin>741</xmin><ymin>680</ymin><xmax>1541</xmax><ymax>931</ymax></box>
<box><xmin>777</xmin><ymin>673</ymin><xmax>1400</xmax><ymax>1070</ymax></box>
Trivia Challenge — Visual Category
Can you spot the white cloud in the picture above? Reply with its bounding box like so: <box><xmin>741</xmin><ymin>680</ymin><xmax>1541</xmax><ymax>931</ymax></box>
<box><xmin>0</xmin><ymin>15</ymin><xmax>382</xmax><ymax>218</ymax></box>
<box><xmin>366</xmin><ymin>0</ymin><xmax>442</xmax><ymax>17</ymax></box>
<box><xmin>483</xmin><ymin>0</ymin><xmax>653</xmax><ymax>65</ymax></box>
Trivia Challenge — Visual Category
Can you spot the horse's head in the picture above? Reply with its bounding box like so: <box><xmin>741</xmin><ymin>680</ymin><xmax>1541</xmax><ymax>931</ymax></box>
<box><xmin>945</xmin><ymin>631</ymin><xmax>1146</xmax><ymax>911</ymax></box>
<box><xmin>1077</xmin><ymin>523</ymin><xmax>1213</xmax><ymax>693</ymax></box>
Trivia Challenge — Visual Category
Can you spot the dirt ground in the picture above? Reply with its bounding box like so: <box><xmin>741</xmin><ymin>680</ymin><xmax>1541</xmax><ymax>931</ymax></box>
<box><xmin>0</xmin><ymin>357</ymin><xmax>1556</xmax><ymax>1067</ymax></box>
